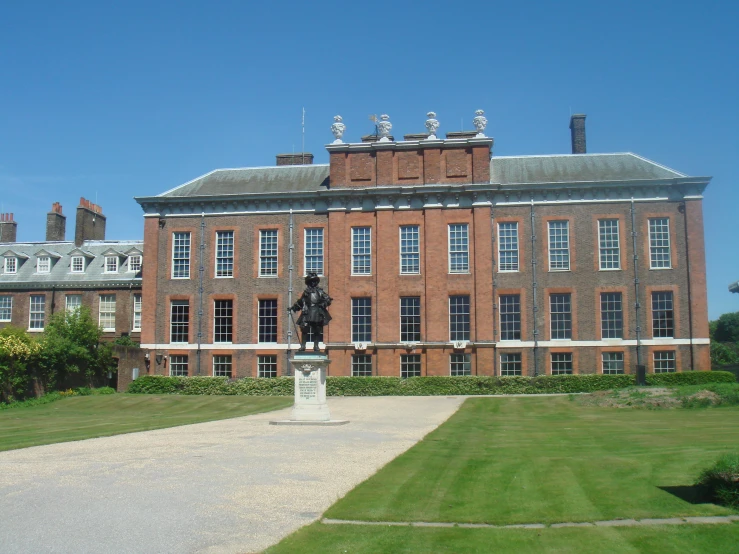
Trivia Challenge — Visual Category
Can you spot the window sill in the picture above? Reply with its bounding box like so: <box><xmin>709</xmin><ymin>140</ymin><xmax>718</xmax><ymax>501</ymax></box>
<box><xmin>548</xmin><ymin>269</ymin><xmax>571</xmax><ymax>273</ymax></box>
<box><xmin>498</xmin><ymin>270</ymin><xmax>520</xmax><ymax>273</ymax></box>
<box><xmin>649</xmin><ymin>267</ymin><xmax>673</xmax><ymax>271</ymax></box>
<box><xmin>598</xmin><ymin>268</ymin><xmax>622</xmax><ymax>272</ymax></box>
<box><xmin>171</xmin><ymin>276</ymin><xmax>190</xmax><ymax>280</ymax></box>
<box><xmin>28</xmin><ymin>328</ymin><xmax>44</xmax><ymax>332</ymax></box>
<box><xmin>215</xmin><ymin>275</ymin><xmax>234</xmax><ymax>279</ymax></box>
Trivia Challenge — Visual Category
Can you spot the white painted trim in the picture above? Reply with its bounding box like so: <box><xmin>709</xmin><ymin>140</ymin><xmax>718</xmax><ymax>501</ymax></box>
<box><xmin>496</xmin><ymin>338</ymin><xmax>710</xmax><ymax>348</ymax></box>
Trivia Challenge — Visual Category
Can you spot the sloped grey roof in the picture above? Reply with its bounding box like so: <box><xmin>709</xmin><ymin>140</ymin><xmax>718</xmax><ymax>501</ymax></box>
<box><xmin>159</xmin><ymin>164</ymin><xmax>330</xmax><ymax>198</ymax></box>
<box><xmin>0</xmin><ymin>240</ymin><xmax>143</xmax><ymax>289</ymax></box>
<box><xmin>490</xmin><ymin>153</ymin><xmax>685</xmax><ymax>185</ymax></box>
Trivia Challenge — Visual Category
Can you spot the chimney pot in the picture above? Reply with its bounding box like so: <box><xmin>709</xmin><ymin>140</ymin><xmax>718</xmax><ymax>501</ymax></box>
<box><xmin>275</xmin><ymin>153</ymin><xmax>314</xmax><ymax>166</ymax></box>
<box><xmin>570</xmin><ymin>114</ymin><xmax>587</xmax><ymax>154</ymax></box>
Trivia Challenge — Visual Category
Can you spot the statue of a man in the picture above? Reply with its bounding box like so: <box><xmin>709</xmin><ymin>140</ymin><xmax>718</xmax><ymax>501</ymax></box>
<box><xmin>291</xmin><ymin>272</ymin><xmax>332</xmax><ymax>352</ymax></box>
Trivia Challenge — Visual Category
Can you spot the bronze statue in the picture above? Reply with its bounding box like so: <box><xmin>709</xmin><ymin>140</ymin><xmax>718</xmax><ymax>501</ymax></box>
<box><xmin>291</xmin><ymin>272</ymin><xmax>332</xmax><ymax>352</ymax></box>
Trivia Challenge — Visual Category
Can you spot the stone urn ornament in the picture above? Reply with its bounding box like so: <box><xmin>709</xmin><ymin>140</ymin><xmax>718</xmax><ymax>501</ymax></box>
<box><xmin>331</xmin><ymin>115</ymin><xmax>346</xmax><ymax>144</ymax></box>
<box><xmin>377</xmin><ymin>114</ymin><xmax>392</xmax><ymax>142</ymax></box>
<box><xmin>425</xmin><ymin>111</ymin><xmax>440</xmax><ymax>140</ymax></box>
<box><xmin>473</xmin><ymin>109</ymin><xmax>488</xmax><ymax>137</ymax></box>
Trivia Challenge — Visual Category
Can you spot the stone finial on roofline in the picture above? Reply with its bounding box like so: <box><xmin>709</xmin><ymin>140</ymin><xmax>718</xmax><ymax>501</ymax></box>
<box><xmin>377</xmin><ymin>114</ymin><xmax>392</xmax><ymax>142</ymax></box>
<box><xmin>473</xmin><ymin>109</ymin><xmax>488</xmax><ymax>138</ymax></box>
<box><xmin>425</xmin><ymin>112</ymin><xmax>439</xmax><ymax>140</ymax></box>
<box><xmin>331</xmin><ymin>115</ymin><xmax>345</xmax><ymax>144</ymax></box>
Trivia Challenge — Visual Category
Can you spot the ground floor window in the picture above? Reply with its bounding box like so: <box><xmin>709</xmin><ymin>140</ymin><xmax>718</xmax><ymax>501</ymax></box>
<box><xmin>352</xmin><ymin>354</ymin><xmax>373</xmax><ymax>376</ymax></box>
<box><xmin>653</xmin><ymin>351</ymin><xmax>676</xmax><ymax>373</ymax></box>
<box><xmin>602</xmin><ymin>352</ymin><xmax>624</xmax><ymax>374</ymax></box>
<box><xmin>551</xmin><ymin>353</ymin><xmax>573</xmax><ymax>375</ymax></box>
<box><xmin>500</xmin><ymin>352</ymin><xmax>522</xmax><ymax>376</ymax></box>
<box><xmin>450</xmin><ymin>353</ymin><xmax>471</xmax><ymax>376</ymax></box>
<box><xmin>170</xmin><ymin>355</ymin><xmax>188</xmax><ymax>376</ymax></box>
<box><xmin>213</xmin><ymin>355</ymin><xmax>232</xmax><ymax>377</ymax></box>
<box><xmin>400</xmin><ymin>354</ymin><xmax>421</xmax><ymax>378</ymax></box>
<box><xmin>29</xmin><ymin>295</ymin><xmax>45</xmax><ymax>330</ymax></box>
<box><xmin>258</xmin><ymin>355</ymin><xmax>277</xmax><ymax>378</ymax></box>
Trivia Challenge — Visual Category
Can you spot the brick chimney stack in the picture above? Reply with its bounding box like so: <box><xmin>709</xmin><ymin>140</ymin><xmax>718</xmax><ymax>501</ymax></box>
<box><xmin>570</xmin><ymin>114</ymin><xmax>587</xmax><ymax>154</ymax></box>
<box><xmin>46</xmin><ymin>202</ymin><xmax>66</xmax><ymax>241</ymax></box>
<box><xmin>75</xmin><ymin>197</ymin><xmax>106</xmax><ymax>246</ymax></box>
<box><xmin>276</xmin><ymin>153</ymin><xmax>314</xmax><ymax>166</ymax></box>
<box><xmin>0</xmin><ymin>213</ymin><xmax>17</xmax><ymax>243</ymax></box>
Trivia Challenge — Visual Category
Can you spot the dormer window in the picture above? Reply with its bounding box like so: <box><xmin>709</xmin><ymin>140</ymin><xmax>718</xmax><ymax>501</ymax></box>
<box><xmin>105</xmin><ymin>256</ymin><xmax>118</xmax><ymax>273</ymax></box>
<box><xmin>37</xmin><ymin>256</ymin><xmax>51</xmax><ymax>273</ymax></box>
<box><xmin>128</xmin><ymin>255</ymin><xmax>142</xmax><ymax>272</ymax></box>
<box><xmin>71</xmin><ymin>256</ymin><xmax>85</xmax><ymax>273</ymax></box>
<box><xmin>4</xmin><ymin>257</ymin><xmax>16</xmax><ymax>274</ymax></box>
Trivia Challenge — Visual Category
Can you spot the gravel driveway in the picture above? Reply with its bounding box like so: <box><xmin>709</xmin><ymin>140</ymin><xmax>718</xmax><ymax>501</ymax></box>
<box><xmin>0</xmin><ymin>396</ymin><xmax>464</xmax><ymax>553</ymax></box>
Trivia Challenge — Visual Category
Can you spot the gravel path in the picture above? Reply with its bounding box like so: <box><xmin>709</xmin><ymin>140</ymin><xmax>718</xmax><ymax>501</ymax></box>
<box><xmin>0</xmin><ymin>396</ymin><xmax>464</xmax><ymax>554</ymax></box>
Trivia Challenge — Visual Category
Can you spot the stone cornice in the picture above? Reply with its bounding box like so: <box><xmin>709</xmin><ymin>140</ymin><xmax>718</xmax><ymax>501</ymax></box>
<box><xmin>136</xmin><ymin>177</ymin><xmax>710</xmax><ymax>217</ymax></box>
<box><xmin>325</xmin><ymin>136</ymin><xmax>494</xmax><ymax>152</ymax></box>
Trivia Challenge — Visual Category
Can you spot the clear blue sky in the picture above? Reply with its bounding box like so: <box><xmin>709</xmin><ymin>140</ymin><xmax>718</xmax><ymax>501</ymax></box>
<box><xmin>1</xmin><ymin>0</ymin><xmax>737</xmax><ymax>319</ymax></box>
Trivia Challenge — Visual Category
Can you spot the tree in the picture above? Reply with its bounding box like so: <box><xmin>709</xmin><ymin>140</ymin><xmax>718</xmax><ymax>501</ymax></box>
<box><xmin>36</xmin><ymin>307</ymin><xmax>116</xmax><ymax>391</ymax></box>
<box><xmin>713</xmin><ymin>311</ymin><xmax>739</xmax><ymax>343</ymax></box>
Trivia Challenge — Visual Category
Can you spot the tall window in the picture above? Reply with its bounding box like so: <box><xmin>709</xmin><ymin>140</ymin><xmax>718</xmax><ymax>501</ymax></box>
<box><xmin>259</xmin><ymin>229</ymin><xmax>278</xmax><ymax>276</ymax></box>
<box><xmin>71</xmin><ymin>256</ymin><xmax>85</xmax><ymax>273</ymax></box>
<box><xmin>352</xmin><ymin>227</ymin><xmax>371</xmax><ymax>275</ymax></box>
<box><xmin>602</xmin><ymin>352</ymin><xmax>624</xmax><ymax>374</ymax></box>
<box><xmin>304</xmin><ymin>228</ymin><xmax>324</xmax><ymax>275</ymax></box>
<box><xmin>170</xmin><ymin>300</ymin><xmax>190</xmax><ymax>343</ymax></box>
<box><xmin>37</xmin><ymin>256</ymin><xmax>50</xmax><ymax>273</ymax></box>
<box><xmin>214</xmin><ymin>299</ymin><xmax>233</xmax><ymax>343</ymax></box>
<box><xmin>0</xmin><ymin>296</ymin><xmax>11</xmax><ymax>322</ymax></box>
<box><xmin>448</xmin><ymin>224</ymin><xmax>469</xmax><ymax>273</ymax></box>
<box><xmin>352</xmin><ymin>355</ymin><xmax>373</xmax><ymax>377</ymax></box>
<box><xmin>172</xmin><ymin>232</ymin><xmax>191</xmax><ymax>278</ymax></box>
<box><xmin>105</xmin><ymin>256</ymin><xmax>118</xmax><ymax>273</ymax></box>
<box><xmin>449</xmin><ymin>295</ymin><xmax>470</xmax><ymax>341</ymax></box>
<box><xmin>499</xmin><ymin>294</ymin><xmax>521</xmax><ymax>341</ymax></box>
<box><xmin>652</xmin><ymin>291</ymin><xmax>674</xmax><ymax>338</ymax></box>
<box><xmin>500</xmin><ymin>353</ymin><xmax>522</xmax><ymax>376</ymax></box>
<box><xmin>498</xmin><ymin>222</ymin><xmax>519</xmax><ymax>271</ymax></box>
<box><xmin>4</xmin><ymin>257</ymin><xmax>17</xmax><ymax>274</ymax></box>
<box><xmin>258</xmin><ymin>355</ymin><xmax>277</xmax><ymax>378</ymax></box>
<box><xmin>649</xmin><ymin>218</ymin><xmax>671</xmax><ymax>269</ymax></box>
<box><xmin>65</xmin><ymin>294</ymin><xmax>82</xmax><ymax>313</ymax></box>
<box><xmin>548</xmin><ymin>221</ymin><xmax>570</xmax><ymax>271</ymax></box>
<box><xmin>654</xmin><ymin>351</ymin><xmax>676</xmax><ymax>373</ymax></box>
<box><xmin>400</xmin><ymin>354</ymin><xmax>421</xmax><ymax>378</ymax></box>
<box><xmin>351</xmin><ymin>298</ymin><xmax>372</xmax><ymax>342</ymax></box>
<box><xmin>170</xmin><ymin>355</ymin><xmax>188</xmax><ymax>376</ymax></box>
<box><xmin>598</xmin><ymin>219</ymin><xmax>621</xmax><ymax>270</ymax></box>
<box><xmin>213</xmin><ymin>355</ymin><xmax>232</xmax><ymax>377</ymax></box>
<box><xmin>450</xmin><ymin>353</ymin><xmax>471</xmax><ymax>376</ymax></box>
<box><xmin>132</xmin><ymin>294</ymin><xmax>142</xmax><ymax>331</ymax></box>
<box><xmin>215</xmin><ymin>231</ymin><xmax>234</xmax><ymax>277</ymax></box>
<box><xmin>400</xmin><ymin>297</ymin><xmax>421</xmax><ymax>342</ymax></box>
<box><xmin>550</xmin><ymin>293</ymin><xmax>572</xmax><ymax>340</ymax></box>
<box><xmin>99</xmin><ymin>295</ymin><xmax>116</xmax><ymax>331</ymax></box>
<box><xmin>29</xmin><ymin>295</ymin><xmax>45</xmax><ymax>330</ymax></box>
<box><xmin>258</xmin><ymin>299</ymin><xmax>278</xmax><ymax>342</ymax></box>
<box><xmin>400</xmin><ymin>225</ymin><xmax>420</xmax><ymax>274</ymax></box>
<box><xmin>600</xmin><ymin>292</ymin><xmax>623</xmax><ymax>339</ymax></box>
<box><xmin>551</xmin><ymin>353</ymin><xmax>573</xmax><ymax>375</ymax></box>
<box><xmin>128</xmin><ymin>254</ymin><xmax>142</xmax><ymax>273</ymax></box>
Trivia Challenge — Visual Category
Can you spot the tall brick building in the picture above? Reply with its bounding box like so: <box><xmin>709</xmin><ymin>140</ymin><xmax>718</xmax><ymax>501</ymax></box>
<box><xmin>0</xmin><ymin>200</ymin><xmax>143</xmax><ymax>341</ymax></box>
<box><xmin>135</xmin><ymin>112</ymin><xmax>710</xmax><ymax>378</ymax></box>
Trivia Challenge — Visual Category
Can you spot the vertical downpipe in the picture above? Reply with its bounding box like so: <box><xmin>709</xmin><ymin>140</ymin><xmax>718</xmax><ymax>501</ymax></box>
<box><xmin>197</xmin><ymin>213</ymin><xmax>205</xmax><ymax>375</ymax></box>
<box><xmin>530</xmin><ymin>198</ymin><xmax>539</xmax><ymax>377</ymax></box>
<box><xmin>630</xmin><ymin>199</ymin><xmax>643</xmax><ymax>371</ymax></box>
<box><xmin>490</xmin><ymin>203</ymin><xmax>497</xmax><ymax>376</ymax></box>
<box><xmin>287</xmin><ymin>210</ymin><xmax>295</xmax><ymax>375</ymax></box>
<box><xmin>680</xmin><ymin>201</ymin><xmax>695</xmax><ymax>370</ymax></box>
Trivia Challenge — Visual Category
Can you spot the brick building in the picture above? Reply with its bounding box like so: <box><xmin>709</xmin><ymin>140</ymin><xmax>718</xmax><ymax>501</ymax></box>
<box><xmin>135</xmin><ymin>112</ymin><xmax>710</xmax><ymax>378</ymax></box>
<box><xmin>0</xmin><ymin>199</ymin><xmax>143</xmax><ymax>341</ymax></box>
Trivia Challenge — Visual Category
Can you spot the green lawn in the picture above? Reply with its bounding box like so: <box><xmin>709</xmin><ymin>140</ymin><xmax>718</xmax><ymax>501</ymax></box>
<box><xmin>268</xmin><ymin>396</ymin><xmax>739</xmax><ymax>552</ymax></box>
<box><xmin>0</xmin><ymin>394</ymin><xmax>291</xmax><ymax>451</ymax></box>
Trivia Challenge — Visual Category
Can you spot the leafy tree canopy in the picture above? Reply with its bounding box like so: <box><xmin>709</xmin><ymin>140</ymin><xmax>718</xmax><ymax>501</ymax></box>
<box><xmin>711</xmin><ymin>311</ymin><xmax>739</xmax><ymax>343</ymax></box>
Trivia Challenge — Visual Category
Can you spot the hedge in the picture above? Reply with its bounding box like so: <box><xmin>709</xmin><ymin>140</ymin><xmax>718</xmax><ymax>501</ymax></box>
<box><xmin>127</xmin><ymin>371</ymin><xmax>736</xmax><ymax>397</ymax></box>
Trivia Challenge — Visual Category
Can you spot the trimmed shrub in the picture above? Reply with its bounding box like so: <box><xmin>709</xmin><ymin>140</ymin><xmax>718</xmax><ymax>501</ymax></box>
<box><xmin>697</xmin><ymin>452</ymin><xmax>739</xmax><ymax>508</ymax></box>
<box><xmin>127</xmin><ymin>371</ymin><xmax>737</xmax><ymax>397</ymax></box>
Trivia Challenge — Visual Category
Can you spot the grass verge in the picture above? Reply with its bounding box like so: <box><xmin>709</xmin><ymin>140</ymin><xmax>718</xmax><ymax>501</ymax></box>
<box><xmin>0</xmin><ymin>394</ymin><xmax>291</xmax><ymax>451</ymax></box>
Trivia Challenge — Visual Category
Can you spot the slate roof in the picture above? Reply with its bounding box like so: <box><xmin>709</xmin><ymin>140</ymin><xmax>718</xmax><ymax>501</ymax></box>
<box><xmin>490</xmin><ymin>153</ymin><xmax>685</xmax><ymax>185</ymax></box>
<box><xmin>0</xmin><ymin>240</ymin><xmax>143</xmax><ymax>289</ymax></box>
<box><xmin>148</xmin><ymin>153</ymin><xmax>689</xmax><ymax>201</ymax></box>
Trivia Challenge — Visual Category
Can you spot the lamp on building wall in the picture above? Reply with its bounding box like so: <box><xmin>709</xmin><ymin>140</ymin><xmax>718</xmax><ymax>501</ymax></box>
<box><xmin>155</xmin><ymin>353</ymin><xmax>163</xmax><ymax>365</ymax></box>
<box><xmin>144</xmin><ymin>353</ymin><xmax>151</xmax><ymax>371</ymax></box>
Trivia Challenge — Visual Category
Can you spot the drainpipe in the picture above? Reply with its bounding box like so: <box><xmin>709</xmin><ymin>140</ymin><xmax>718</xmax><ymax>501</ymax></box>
<box><xmin>530</xmin><ymin>197</ymin><xmax>539</xmax><ymax>377</ymax></box>
<box><xmin>490</xmin><ymin>203</ymin><xmax>497</xmax><ymax>376</ymax></box>
<box><xmin>630</xmin><ymin>199</ymin><xmax>643</xmax><ymax>372</ymax></box>
<box><xmin>197</xmin><ymin>213</ymin><xmax>205</xmax><ymax>375</ymax></box>
<box><xmin>679</xmin><ymin>201</ymin><xmax>695</xmax><ymax>370</ymax></box>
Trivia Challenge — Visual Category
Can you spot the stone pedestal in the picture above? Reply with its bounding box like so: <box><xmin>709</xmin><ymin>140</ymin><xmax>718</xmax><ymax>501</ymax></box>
<box><xmin>270</xmin><ymin>353</ymin><xmax>348</xmax><ymax>426</ymax></box>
